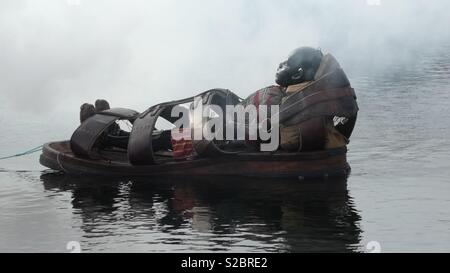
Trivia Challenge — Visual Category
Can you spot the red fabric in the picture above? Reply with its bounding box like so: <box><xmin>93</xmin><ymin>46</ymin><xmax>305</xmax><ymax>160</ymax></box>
<box><xmin>241</xmin><ymin>86</ymin><xmax>284</xmax><ymax>148</ymax></box>
<box><xmin>171</xmin><ymin>128</ymin><xmax>194</xmax><ymax>160</ymax></box>
<box><xmin>253</xmin><ymin>90</ymin><xmax>261</xmax><ymax>121</ymax></box>
<box><xmin>253</xmin><ymin>90</ymin><xmax>261</xmax><ymax>108</ymax></box>
<box><xmin>266</xmin><ymin>92</ymin><xmax>272</xmax><ymax>105</ymax></box>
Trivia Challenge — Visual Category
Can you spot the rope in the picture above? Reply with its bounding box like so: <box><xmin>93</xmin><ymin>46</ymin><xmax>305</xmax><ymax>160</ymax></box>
<box><xmin>0</xmin><ymin>145</ymin><xmax>43</xmax><ymax>160</ymax></box>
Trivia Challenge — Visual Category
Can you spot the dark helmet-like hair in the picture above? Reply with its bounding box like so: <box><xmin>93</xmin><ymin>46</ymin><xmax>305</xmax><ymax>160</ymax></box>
<box><xmin>275</xmin><ymin>47</ymin><xmax>323</xmax><ymax>87</ymax></box>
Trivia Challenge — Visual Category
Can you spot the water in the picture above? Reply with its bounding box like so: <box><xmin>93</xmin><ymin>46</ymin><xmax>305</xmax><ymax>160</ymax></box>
<box><xmin>1</xmin><ymin>44</ymin><xmax>450</xmax><ymax>253</ymax></box>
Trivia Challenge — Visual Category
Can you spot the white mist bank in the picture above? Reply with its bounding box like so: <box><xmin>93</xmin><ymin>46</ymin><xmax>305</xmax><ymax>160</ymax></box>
<box><xmin>0</xmin><ymin>0</ymin><xmax>449</xmax><ymax>117</ymax></box>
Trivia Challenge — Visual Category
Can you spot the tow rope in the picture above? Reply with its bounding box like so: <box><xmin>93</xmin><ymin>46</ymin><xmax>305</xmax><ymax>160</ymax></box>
<box><xmin>0</xmin><ymin>145</ymin><xmax>43</xmax><ymax>160</ymax></box>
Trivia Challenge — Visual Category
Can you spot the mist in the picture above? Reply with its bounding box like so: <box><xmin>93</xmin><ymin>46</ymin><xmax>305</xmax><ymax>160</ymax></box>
<box><xmin>1</xmin><ymin>0</ymin><xmax>449</xmax><ymax>116</ymax></box>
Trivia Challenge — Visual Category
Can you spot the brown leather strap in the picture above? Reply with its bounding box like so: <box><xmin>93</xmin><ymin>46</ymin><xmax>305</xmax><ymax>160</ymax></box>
<box><xmin>127</xmin><ymin>105</ymin><xmax>162</xmax><ymax>165</ymax></box>
<box><xmin>281</xmin><ymin>87</ymin><xmax>358</xmax><ymax>126</ymax></box>
<box><xmin>279</xmin><ymin>68</ymin><xmax>358</xmax><ymax>125</ymax></box>
<box><xmin>70</xmin><ymin>108</ymin><xmax>139</xmax><ymax>158</ymax></box>
<box><xmin>279</xmin><ymin>69</ymin><xmax>356</xmax><ymax>123</ymax></box>
<box><xmin>128</xmin><ymin>89</ymin><xmax>241</xmax><ymax>165</ymax></box>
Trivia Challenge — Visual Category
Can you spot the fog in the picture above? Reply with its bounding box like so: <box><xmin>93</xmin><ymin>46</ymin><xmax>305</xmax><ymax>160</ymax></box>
<box><xmin>1</xmin><ymin>0</ymin><xmax>449</xmax><ymax>116</ymax></box>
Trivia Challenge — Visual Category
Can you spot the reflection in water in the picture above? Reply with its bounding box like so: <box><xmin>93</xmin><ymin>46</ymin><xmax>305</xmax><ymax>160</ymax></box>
<box><xmin>41</xmin><ymin>172</ymin><xmax>362</xmax><ymax>252</ymax></box>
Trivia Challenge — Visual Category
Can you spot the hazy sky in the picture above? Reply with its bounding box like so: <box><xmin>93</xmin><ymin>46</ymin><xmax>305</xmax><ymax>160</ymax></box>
<box><xmin>1</xmin><ymin>0</ymin><xmax>449</xmax><ymax>115</ymax></box>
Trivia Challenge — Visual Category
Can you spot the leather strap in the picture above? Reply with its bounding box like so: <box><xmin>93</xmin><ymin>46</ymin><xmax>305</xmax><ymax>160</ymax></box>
<box><xmin>70</xmin><ymin>108</ymin><xmax>139</xmax><ymax>158</ymax></box>
<box><xmin>279</xmin><ymin>68</ymin><xmax>358</xmax><ymax>125</ymax></box>
<box><xmin>128</xmin><ymin>89</ymin><xmax>241</xmax><ymax>165</ymax></box>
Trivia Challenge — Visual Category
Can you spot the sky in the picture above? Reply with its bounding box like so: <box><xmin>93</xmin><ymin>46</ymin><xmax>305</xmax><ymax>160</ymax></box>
<box><xmin>0</xmin><ymin>0</ymin><xmax>449</xmax><ymax>116</ymax></box>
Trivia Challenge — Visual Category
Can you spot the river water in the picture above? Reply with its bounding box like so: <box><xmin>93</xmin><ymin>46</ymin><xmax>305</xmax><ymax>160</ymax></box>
<box><xmin>1</xmin><ymin>43</ymin><xmax>449</xmax><ymax>253</ymax></box>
